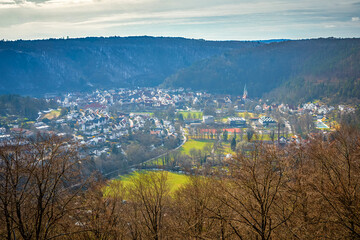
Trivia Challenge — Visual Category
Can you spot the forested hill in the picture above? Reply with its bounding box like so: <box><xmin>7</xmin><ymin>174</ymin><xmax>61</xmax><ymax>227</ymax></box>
<box><xmin>163</xmin><ymin>38</ymin><xmax>360</xmax><ymax>104</ymax></box>
<box><xmin>0</xmin><ymin>95</ymin><xmax>57</xmax><ymax>120</ymax></box>
<box><xmin>0</xmin><ymin>36</ymin><xmax>260</xmax><ymax>96</ymax></box>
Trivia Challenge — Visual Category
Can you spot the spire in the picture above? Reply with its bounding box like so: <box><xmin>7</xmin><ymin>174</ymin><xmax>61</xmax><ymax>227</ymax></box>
<box><xmin>243</xmin><ymin>84</ymin><xmax>248</xmax><ymax>99</ymax></box>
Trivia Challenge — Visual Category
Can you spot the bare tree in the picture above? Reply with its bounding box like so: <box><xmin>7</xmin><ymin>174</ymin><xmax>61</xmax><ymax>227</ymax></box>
<box><xmin>75</xmin><ymin>180</ymin><xmax>127</xmax><ymax>240</ymax></box>
<box><xmin>214</xmin><ymin>144</ymin><xmax>296</xmax><ymax>240</ymax></box>
<box><xmin>126</xmin><ymin>171</ymin><xmax>170</xmax><ymax>240</ymax></box>
<box><xmin>171</xmin><ymin>175</ymin><xmax>231</xmax><ymax>239</ymax></box>
<box><xmin>305</xmin><ymin>127</ymin><xmax>360</xmax><ymax>239</ymax></box>
<box><xmin>0</xmin><ymin>134</ymin><xmax>86</xmax><ymax>240</ymax></box>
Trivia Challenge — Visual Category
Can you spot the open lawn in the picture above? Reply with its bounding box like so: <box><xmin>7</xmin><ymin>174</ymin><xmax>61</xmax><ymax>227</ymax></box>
<box><xmin>178</xmin><ymin>111</ymin><xmax>203</xmax><ymax>119</ymax></box>
<box><xmin>180</xmin><ymin>138</ymin><xmax>213</xmax><ymax>155</ymax></box>
<box><xmin>43</xmin><ymin>109</ymin><xmax>61</xmax><ymax>120</ymax></box>
<box><xmin>106</xmin><ymin>171</ymin><xmax>189</xmax><ymax>195</ymax></box>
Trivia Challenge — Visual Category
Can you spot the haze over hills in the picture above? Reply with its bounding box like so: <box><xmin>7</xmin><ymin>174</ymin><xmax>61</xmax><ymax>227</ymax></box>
<box><xmin>164</xmin><ymin>38</ymin><xmax>360</xmax><ymax>104</ymax></box>
<box><xmin>0</xmin><ymin>36</ymin><xmax>259</xmax><ymax>96</ymax></box>
<box><xmin>0</xmin><ymin>36</ymin><xmax>359</xmax><ymax>104</ymax></box>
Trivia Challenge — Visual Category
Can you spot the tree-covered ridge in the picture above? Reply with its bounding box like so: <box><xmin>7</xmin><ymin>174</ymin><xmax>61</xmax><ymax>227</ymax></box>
<box><xmin>0</xmin><ymin>36</ymin><xmax>260</xmax><ymax>95</ymax></box>
<box><xmin>0</xmin><ymin>94</ymin><xmax>57</xmax><ymax>120</ymax></box>
<box><xmin>163</xmin><ymin>38</ymin><xmax>360</xmax><ymax>103</ymax></box>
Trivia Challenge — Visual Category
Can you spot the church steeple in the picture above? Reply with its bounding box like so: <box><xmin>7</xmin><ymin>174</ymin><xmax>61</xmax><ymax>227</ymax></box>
<box><xmin>242</xmin><ymin>84</ymin><xmax>248</xmax><ymax>100</ymax></box>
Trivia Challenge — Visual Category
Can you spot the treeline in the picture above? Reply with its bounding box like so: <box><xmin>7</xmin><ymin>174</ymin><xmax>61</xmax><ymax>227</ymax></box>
<box><xmin>1</xmin><ymin>126</ymin><xmax>360</xmax><ymax>239</ymax></box>
<box><xmin>164</xmin><ymin>38</ymin><xmax>360</xmax><ymax>104</ymax></box>
<box><xmin>0</xmin><ymin>94</ymin><xmax>57</xmax><ymax>120</ymax></box>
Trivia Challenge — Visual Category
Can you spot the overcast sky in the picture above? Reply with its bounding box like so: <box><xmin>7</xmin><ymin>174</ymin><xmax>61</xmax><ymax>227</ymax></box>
<box><xmin>0</xmin><ymin>0</ymin><xmax>359</xmax><ymax>40</ymax></box>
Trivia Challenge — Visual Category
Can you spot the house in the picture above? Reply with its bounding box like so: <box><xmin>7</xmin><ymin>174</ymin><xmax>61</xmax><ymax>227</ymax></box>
<box><xmin>259</xmin><ymin>116</ymin><xmax>277</xmax><ymax>127</ymax></box>
<box><xmin>278</xmin><ymin>136</ymin><xmax>287</xmax><ymax>145</ymax></box>
<box><xmin>254</xmin><ymin>105</ymin><xmax>262</xmax><ymax>112</ymax></box>
<box><xmin>0</xmin><ymin>134</ymin><xmax>11</xmax><ymax>143</ymax></box>
<box><xmin>203</xmin><ymin>115</ymin><xmax>215</xmax><ymax>124</ymax></box>
<box><xmin>228</xmin><ymin>117</ymin><xmax>246</xmax><ymax>127</ymax></box>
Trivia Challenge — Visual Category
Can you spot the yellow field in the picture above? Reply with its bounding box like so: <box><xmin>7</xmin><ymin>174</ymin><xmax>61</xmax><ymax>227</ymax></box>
<box><xmin>105</xmin><ymin>171</ymin><xmax>189</xmax><ymax>195</ymax></box>
<box><xmin>178</xmin><ymin>111</ymin><xmax>203</xmax><ymax>119</ymax></box>
<box><xmin>238</xmin><ymin>112</ymin><xmax>255</xmax><ymax>118</ymax></box>
<box><xmin>43</xmin><ymin>109</ymin><xmax>61</xmax><ymax>120</ymax></box>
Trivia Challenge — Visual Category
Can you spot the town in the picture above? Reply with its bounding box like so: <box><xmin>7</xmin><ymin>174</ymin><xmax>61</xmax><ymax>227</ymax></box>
<box><xmin>0</xmin><ymin>87</ymin><xmax>356</xmax><ymax>176</ymax></box>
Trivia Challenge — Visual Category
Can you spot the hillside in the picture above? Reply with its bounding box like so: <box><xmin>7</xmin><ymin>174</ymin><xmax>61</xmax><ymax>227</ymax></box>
<box><xmin>0</xmin><ymin>95</ymin><xmax>57</xmax><ymax>120</ymax></box>
<box><xmin>163</xmin><ymin>38</ymin><xmax>360</xmax><ymax>103</ymax></box>
<box><xmin>0</xmin><ymin>36</ymin><xmax>260</xmax><ymax>96</ymax></box>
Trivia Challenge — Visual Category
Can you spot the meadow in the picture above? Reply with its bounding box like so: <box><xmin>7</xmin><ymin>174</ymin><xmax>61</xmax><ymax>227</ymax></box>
<box><xmin>178</xmin><ymin>111</ymin><xmax>203</xmax><ymax>119</ymax></box>
<box><xmin>106</xmin><ymin>171</ymin><xmax>189</xmax><ymax>195</ymax></box>
<box><xmin>179</xmin><ymin>138</ymin><xmax>213</xmax><ymax>155</ymax></box>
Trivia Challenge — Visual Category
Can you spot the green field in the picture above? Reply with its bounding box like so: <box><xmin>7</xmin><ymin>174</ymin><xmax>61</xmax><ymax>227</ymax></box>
<box><xmin>178</xmin><ymin>111</ymin><xmax>203</xmax><ymax>119</ymax></box>
<box><xmin>147</xmin><ymin>157</ymin><xmax>166</xmax><ymax>166</ymax></box>
<box><xmin>106</xmin><ymin>171</ymin><xmax>189</xmax><ymax>195</ymax></box>
<box><xmin>180</xmin><ymin>138</ymin><xmax>213</xmax><ymax>155</ymax></box>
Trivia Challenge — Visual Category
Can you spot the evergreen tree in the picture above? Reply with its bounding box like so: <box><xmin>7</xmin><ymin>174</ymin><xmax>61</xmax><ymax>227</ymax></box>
<box><xmin>111</xmin><ymin>144</ymin><xmax>119</xmax><ymax>155</ymax></box>
<box><xmin>223</xmin><ymin>130</ymin><xmax>228</xmax><ymax>142</ymax></box>
<box><xmin>178</xmin><ymin>113</ymin><xmax>184</xmax><ymax>122</ymax></box>
<box><xmin>270</xmin><ymin>130</ymin><xmax>275</xmax><ymax>142</ymax></box>
<box><xmin>231</xmin><ymin>137</ymin><xmax>237</xmax><ymax>151</ymax></box>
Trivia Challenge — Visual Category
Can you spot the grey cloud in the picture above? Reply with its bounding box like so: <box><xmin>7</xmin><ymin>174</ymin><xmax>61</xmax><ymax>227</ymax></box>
<box><xmin>0</xmin><ymin>0</ymin><xmax>359</xmax><ymax>40</ymax></box>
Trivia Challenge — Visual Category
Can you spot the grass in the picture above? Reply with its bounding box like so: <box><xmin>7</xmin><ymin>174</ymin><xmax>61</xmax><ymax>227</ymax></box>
<box><xmin>180</xmin><ymin>138</ymin><xmax>213</xmax><ymax>155</ymax></box>
<box><xmin>220</xmin><ymin>118</ymin><xmax>228</xmax><ymax>123</ymax></box>
<box><xmin>165</xmin><ymin>172</ymin><xmax>189</xmax><ymax>193</ymax></box>
<box><xmin>258</xmin><ymin>134</ymin><xmax>274</xmax><ymax>141</ymax></box>
<box><xmin>178</xmin><ymin>111</ymin><xmax>203</xmax><ymax>119</ymax></box>
<box><xmin>131</xmin><ymin>112</ymin><xmax>154</xmax><ymax>116</ymax></box>
<box><xmin>148</xmin><ymin>138</ymin><xmax>214</xmax><ymax>166</ymax></box>
<box><xmin>238</xmin><ymin>112</ymin><xmax>256</xmax><ymax>119</ymax></box>
<box><xmin>106</xmin><ymin>171</ymin><xmax>189</xmax><ymax>195</ymax></box>
<box><xmin>43</xmin><ymin>109</ymin><xmax>61</xmax><ymax>120</ymax></box>
<box><xmin>222</xmin><ymin>142</ymin><xmax>234</xmax><ymax>154</ymax></box>
<box><xmin>148</xmin><ymin>157</ymin><xmax>165</xmax><ymax>166</ymax></box>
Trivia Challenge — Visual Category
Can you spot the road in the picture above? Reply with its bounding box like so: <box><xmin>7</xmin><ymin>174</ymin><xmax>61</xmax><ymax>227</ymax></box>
<box><xmin>282</xmin><ymin>118</ymin><xmax>293</xmax><ymax>135</ymax></box>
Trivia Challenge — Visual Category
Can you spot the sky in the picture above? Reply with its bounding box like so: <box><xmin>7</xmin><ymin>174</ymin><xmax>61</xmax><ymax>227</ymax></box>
<box><xmin>0</xmin><ymin>0</ymin><xmax>360</xmax><ymax>41</ymax></box>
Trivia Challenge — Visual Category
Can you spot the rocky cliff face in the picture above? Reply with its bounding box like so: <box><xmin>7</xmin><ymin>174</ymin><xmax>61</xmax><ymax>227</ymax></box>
<box><xmin>0</xmin><ymin>36</ymin><xmax>259</xmax><ymax>95</ymax></box>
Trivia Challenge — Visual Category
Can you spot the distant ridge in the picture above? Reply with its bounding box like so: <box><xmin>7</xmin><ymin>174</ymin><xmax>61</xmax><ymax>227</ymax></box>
<box><xmin>0</xmin><ymin>36</ymin><xmax>261</xmax><ymax>96</ymax></box>
<box><xmin>163</xmin><ymin>38</ymin><xmax>360</xmax><ymax>104</ymax></box>
<box><xmin>1</xmin><ymin>36</ymin><xmax>359</xmax><ymax>104</ymax></box>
